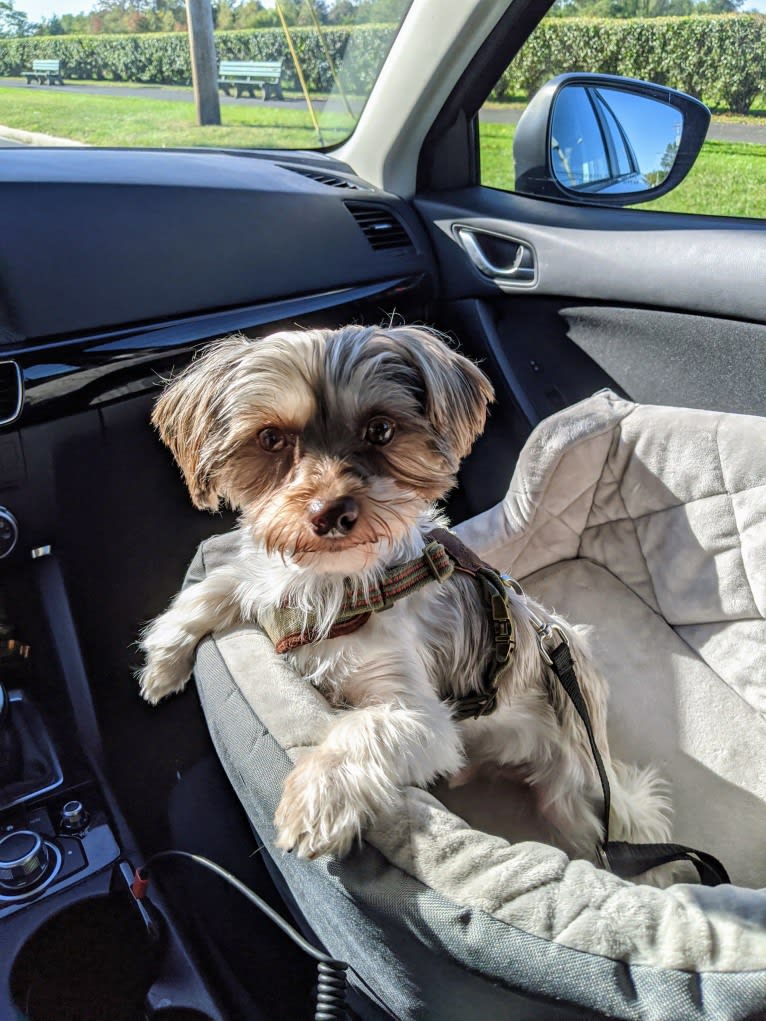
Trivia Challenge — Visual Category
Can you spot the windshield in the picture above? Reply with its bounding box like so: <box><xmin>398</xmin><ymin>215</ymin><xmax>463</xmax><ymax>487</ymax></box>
<box><xmin>0</xmin><ymin>0</ymin><xmax>412</xmax><ymax>149</ymax></box>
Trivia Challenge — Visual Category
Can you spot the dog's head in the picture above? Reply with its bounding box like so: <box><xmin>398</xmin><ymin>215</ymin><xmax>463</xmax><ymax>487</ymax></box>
<box><xmin>153</xmin><ymin>325</ymin><xmax>493</xmax><ymax>573</ymax></box>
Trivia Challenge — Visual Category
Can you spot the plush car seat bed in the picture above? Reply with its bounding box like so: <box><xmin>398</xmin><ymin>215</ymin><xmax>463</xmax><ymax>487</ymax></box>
<box><xmin>188</xmin><ymin>391</ymin><xmax>766</xmax><ymax>1021</ymax></box>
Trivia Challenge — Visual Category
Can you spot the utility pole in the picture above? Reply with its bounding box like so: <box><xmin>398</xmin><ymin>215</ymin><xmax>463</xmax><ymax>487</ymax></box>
<box><xmin>186</xmin><ymin>0</ymin><xmax>221</xmax><ymax>126</ymax></box>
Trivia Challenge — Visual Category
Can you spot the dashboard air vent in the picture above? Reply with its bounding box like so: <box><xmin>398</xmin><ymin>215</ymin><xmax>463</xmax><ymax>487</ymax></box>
<box><xmin>345</xmin><ymin>203</ymin><xmax>413</xmax><ymax>252</ymax></box>
<box><xmin>0</xmin><ymin>361</ymin><xmax>22</xmax><ymax>426</ymax></box>
<box><xmin>281</xmin><ymin>165</ymin><xmax>366</xmax><ymax>190</ymax></box>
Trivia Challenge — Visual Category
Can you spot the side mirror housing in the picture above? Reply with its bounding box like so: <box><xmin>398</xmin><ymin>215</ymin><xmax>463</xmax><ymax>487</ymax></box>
<box><xmin>513</xmin><ymin>73</ymin><xmax>710</xmax><ymax>206</ymax></box>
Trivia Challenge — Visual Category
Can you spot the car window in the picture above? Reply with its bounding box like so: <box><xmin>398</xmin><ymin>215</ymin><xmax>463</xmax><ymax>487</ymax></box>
<box><xmin>0</xmin><ymin>0</ymin><xmax>412</xmax><ymax>150</ymax></box>
<box><xmin>479</xmin><ymin>7</ymin><xmax>766</xmax><ymax>219</ymax></box>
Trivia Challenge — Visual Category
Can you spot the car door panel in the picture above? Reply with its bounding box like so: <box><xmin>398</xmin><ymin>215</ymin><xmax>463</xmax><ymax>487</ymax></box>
<box><xmin>416</xmin><ymin>189</ymin><xmax>766</xmax><ymax>430</ymax></box>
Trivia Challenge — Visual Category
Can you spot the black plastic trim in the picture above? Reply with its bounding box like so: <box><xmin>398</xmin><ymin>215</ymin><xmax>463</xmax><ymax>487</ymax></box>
<box><xmin>0</xmin><ymin>362</ymin><xmax>23</xmax><ymax>427</ymax></box>
<box><xmin>418</xmin><ymin>0</ymin><xmax>556</xmax><ymax>191</ymax></box>
<box><xmin>2</xmin><ymin>276</ymin><xmax>426</xmax><ymax>428</ymax></box>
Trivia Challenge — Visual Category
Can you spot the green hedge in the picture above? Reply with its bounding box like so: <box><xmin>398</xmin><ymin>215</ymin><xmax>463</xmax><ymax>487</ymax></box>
<box><xmin>0</xmin><ymin>16</ymin><xmax>763</xmax><ymax>113</ymax></box>
<box><xmin>0</xmin><ymin>24</ymin><xmax>398</xmax><ymax>92</ymax></box>
<box><xmin>491</xmin><ymin>14</ymin><xmax>766</xmax><ymax>114</ymax></box>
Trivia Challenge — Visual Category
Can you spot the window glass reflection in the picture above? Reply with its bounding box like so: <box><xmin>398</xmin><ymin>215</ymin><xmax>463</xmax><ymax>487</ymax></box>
<box><xmin>550</xmin><ymin>86</ymin><xmax>609</xmax><ymax>188</ymax></box>
<box><xmin>551</xmin><ymin>84</ymin><xmax>684</xmax><ymax>193</ymax></box>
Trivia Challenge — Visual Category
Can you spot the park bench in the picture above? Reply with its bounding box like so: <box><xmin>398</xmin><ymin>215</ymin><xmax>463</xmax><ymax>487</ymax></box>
<box><xmin>23</xmin><ymin>59</ymin><xmax>65</xmax><ymax>86</ymax></box>
<box><xmin>218</xmin><ymin>60</ymin><xmax>284</xmax><ymax>100</ymax></box>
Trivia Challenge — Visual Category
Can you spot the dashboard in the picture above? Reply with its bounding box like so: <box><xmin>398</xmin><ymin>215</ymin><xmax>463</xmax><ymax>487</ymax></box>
<box><xmin>0</xmin><ymin>147</ymin><xmax>436</xmax><ymax>427</ymax></box>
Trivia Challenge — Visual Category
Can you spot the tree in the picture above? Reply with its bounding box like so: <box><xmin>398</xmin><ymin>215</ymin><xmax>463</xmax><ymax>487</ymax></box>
<box><xmin>326</xmin><ymin>0</ymin><xmax>355</xmax><ymax>21</ymax></box>
<box><xmin>212</xmin><ymin>0</ymin><xmax>236</xmax><ymax>28</ymax></box>
<box><xmin>24</xmin><ymin>0</ymin><xmax>409</xmax><ymax>37</ymax></box>
<box><xmin>0</xmin><ymin>0</ymin><xmax>31</xmax><ymax>35</ymax></box>
<box><xmin>83</xmin><ymin>0</ymin><xmax>187</xmax><ymax>32</ymax></box>
<box><xmin>56</xmin><ymin>11</ymin><xmax>91</xmax><ymax>31</ymax></box>
<box><xmin>694</xmin><ymin>0</ymin><xmax>743</xmax><ymax>11</ymax></box>
<box><xmin>550</xmin><ymin>0</ymin><xmax>742</xmax><ymax>14</ymax></box>
<box><xmin>325</xmin><ymin>0</ymin><xmax>410</xmax><ymax>24</ymax></box>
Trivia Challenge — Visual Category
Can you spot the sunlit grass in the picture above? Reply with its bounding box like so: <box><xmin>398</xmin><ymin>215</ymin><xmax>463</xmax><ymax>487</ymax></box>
<box><xmin>479</xmin><ymin>121</ymin><xmax>766</xmax><ymax>220</ymax></box>
<box><xmin>0</xmin><ymin>86</ymin><xmax>353</xmax><ymax>148</ymax></box>
<box><xmin>479</xmin><ymin>121</ymin><xmax>518</xmax><ymax>191</ymax></box>
<box><xmin>642</xmin><ymin>141</ymin><xmax>766</xmax><ymax>218</ymax></box>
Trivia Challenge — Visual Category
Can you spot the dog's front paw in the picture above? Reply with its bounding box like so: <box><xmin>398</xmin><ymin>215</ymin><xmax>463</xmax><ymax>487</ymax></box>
<box><xmin>274</xmin><ymin>752</ymin><xmax>365</xmax><ymax>860</ymax></box>
<box><xmin>138</xmin><ymin>656</ymin><xmax>192</xmax><ymax>705</ymax></box>
<box><xmin>138</xmin><ymin>617</ymin><xmax>197</xmax><ymax>705</ymax></box>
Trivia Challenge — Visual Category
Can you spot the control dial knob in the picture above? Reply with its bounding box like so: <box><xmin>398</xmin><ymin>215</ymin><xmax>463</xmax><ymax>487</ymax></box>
<box><xmin>60</xmin><ymin>799</ymin><xmax>89</xmax><ymax>834</ymax></box>
<box><xmin>0</xmin><ymin>829</ymin><xmax>50</xmax><ymax>892</ymax></box>
<box><xmin>0</xmin><ymin>507</ymin><xmax>18</xmax><ymax>559</ymax></box>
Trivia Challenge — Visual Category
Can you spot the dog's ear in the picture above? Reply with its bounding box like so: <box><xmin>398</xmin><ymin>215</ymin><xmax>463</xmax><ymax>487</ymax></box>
<box><xmin>152</xmin><ymin>336</ymin><xmax>250</xmax><ymax>510</ymax></box>
<box><xmin>385</xmin><ymin>327</ymin><xmax>494</xmax><ymax>466</ymax></box>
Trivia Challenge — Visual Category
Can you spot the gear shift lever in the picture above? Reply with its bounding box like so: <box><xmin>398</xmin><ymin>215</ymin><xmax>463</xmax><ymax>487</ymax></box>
<box><xmin>0</xmin><ymin>681</ymin><xmax>23</xmax><ymax>785</ymax></box>
<box><xmin>0</xmin><ymin>583</ymin><xmax>33</xmax><ymax>788</ymax></box>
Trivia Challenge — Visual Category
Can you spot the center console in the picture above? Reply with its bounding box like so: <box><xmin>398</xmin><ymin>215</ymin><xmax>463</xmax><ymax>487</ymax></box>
<box><xmin>0</xmin><ymin>389</ymin><xmax>316</xmax><ymax>1020</ymax></box>
<box><xmin>0</xmin><ymin>663</ymin><xmax>225</xmax><ymax>1021</ymax></box>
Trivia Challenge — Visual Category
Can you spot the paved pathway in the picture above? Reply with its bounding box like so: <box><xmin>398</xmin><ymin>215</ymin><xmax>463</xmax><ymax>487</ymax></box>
<box><xmin>0</xmin><ymin>77</ymin><xmax>330</xmax><ymax>110</ymax></box>
<box><xmin>478</xmin><ymin>104</ymin><xmax>766</xmax><ymax>146</ymax></box>
<box><xmin>1</xmin><ymin>78</ymin><xmax>765</xmax><ymax>145</ymax></box>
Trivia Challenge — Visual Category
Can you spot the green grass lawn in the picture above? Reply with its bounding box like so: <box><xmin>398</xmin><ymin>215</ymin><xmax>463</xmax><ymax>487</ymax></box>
<box><xmin>0</xmin><ymin>85</ymin><xmax>352</xmax><ymax>148</ymax></box>
<box><xmin>479</xmin><ymin>121</ymin><xmax>766</xmax><ymax>219</ymax></box>
<box><xmin>643</xmin><ymin>141</ymin><xmax>766</xmax><ymax>217</ymax></box>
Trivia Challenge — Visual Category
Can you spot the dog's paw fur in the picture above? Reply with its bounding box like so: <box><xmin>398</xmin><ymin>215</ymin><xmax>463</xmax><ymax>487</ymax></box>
<box><xmin>138</xmin><ymin>613</ymin><xmax>198</xmax><ymax>704</ymax></box>
<box><xmin>274</xmin><ymin>751</ymin><xmax>367</xmax><ymax>859</ymax></box>
<box><xmin>138</xmin><ymin>655</ymin><xmax>192</xmax><ymax>705</ymax></box>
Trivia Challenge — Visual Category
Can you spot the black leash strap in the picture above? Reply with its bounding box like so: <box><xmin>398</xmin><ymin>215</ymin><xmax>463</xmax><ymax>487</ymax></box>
<box><xmin>426</xmin><ymin>529</ymin><xmax>730</xmax><ymax>886</ymax></box>
<box><xmin>604</xmin><ymin>841</ymin><xmax>730</xmax><ymax>885</ymax></box>
<box><xmin>549</xmin><ymin>642</ymin><xmax>613</xmax><ymax>844</ymax></box>
<box><xmin>548</xmin><ymin>640</ymin><xmax>730</xmax><ymax>887</ymax></box>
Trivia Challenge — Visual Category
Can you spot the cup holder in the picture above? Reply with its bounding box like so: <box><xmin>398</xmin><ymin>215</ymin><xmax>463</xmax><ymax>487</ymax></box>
<box><xmin>10</xmin><ymin>891</ymin><xmax>162</xmax><ymax>1021</ymax></box>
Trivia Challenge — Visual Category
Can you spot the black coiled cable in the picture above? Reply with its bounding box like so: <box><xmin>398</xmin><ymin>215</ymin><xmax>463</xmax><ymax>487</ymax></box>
<box><xmin>315</xmin><ymin>958</ymin><xmax>349</xmax><ymax>1021</ymax></box>
<box><xmin>134</xmin><ymin>849</ymin><xmax>348</xmax><ymax>1020</ymax></box>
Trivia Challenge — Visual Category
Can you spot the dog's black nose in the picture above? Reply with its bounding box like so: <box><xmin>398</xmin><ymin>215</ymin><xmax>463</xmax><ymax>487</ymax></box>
<box><xmin>309</xmin><ymin>497</ymin><xmax>359</xmax><ymax>537</ymax></box>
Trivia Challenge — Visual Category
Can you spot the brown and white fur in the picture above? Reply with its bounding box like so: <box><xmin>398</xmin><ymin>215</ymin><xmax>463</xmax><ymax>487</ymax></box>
<box><xmin>139</xmin><ymin>325</ymin><xmax>670</xmax><ymax>865</ymax></box>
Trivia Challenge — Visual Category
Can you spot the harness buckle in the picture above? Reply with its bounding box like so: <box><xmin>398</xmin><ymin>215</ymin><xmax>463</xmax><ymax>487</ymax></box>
<box><xmin>450</xmin><ymin>689</ymin><xmax>499</xmax><ymax>721</ymax></box>
<box><xmin>500</xmin><ymin>572</ymin><xmax>524</xmax><ymax>596</ymax></box>
<box><xmin>535</xmin><ymin>621</ymin><xmax>569</xmax><ymax>666</ymax></box>
<box><xmin>422</xmin><ymin>541</ymin><xmax>450</xmax><ymax>582</ymax></box>
<box><xmin>490</xmin><ymin>593</ymin><xmax>515</xmax><ymax>665</ymax></box>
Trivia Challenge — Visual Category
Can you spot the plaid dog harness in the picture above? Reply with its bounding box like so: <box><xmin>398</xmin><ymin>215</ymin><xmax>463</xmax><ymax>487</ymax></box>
<box><xmin>259</xmin><ymin>534</ymin><xmax>455</xmax><ymax>655</ymax></box>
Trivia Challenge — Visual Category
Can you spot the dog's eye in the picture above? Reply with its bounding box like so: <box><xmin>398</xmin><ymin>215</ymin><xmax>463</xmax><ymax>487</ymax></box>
<box><xmin>365</xmin><ymin>416</ymin><xmax>396</xmax><ymax>446</ymax></box>
<box><xmin>258</xmin><ymin>427</ymin><xmax>288</xmax><ymax>452</ymax></box>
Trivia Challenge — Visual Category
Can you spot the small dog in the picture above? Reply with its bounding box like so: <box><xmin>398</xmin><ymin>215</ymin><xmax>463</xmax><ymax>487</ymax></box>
<box><xmin>139</xmin><ymin>325</ymin><xmax>670</xmax><ymax>863</ymax></box>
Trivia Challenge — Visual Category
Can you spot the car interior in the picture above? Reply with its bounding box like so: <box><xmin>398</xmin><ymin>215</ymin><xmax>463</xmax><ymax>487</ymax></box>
<box><xmin>0</xmin><ymin>0</ymin><xmax>765</xmax><ymax>1018</ymax></box>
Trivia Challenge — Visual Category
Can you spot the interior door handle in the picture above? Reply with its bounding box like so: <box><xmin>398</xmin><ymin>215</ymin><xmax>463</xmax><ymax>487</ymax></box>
<box><xmin>454</xmin><ymin>226</ymin><xmax>536</xmax><ymax>286</ymax></box>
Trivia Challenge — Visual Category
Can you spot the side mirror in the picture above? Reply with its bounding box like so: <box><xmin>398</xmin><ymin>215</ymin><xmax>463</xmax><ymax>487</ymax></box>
<box><xmin>513</xmin><ymin>73</ymin><xmax>710</xmax><ymax>206</ymax></box>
